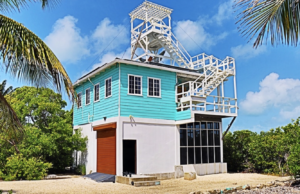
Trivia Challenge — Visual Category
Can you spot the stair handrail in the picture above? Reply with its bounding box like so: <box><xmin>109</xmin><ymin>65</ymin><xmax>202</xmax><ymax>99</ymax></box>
<box><xmin>157</xmin><ymin>32</ymin><xmax>192</xmax><ymax>68</ymax></box>
<box><xmin>190</xmin><ymin>65</ymin><xmax>218</xmax><ymax>96</ymax></box>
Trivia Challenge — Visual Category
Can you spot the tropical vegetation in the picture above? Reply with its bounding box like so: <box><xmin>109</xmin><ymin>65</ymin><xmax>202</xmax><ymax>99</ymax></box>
<box><xmin>0</xmin><ymin>86</ymin><xmax>86</xmax><ymax>180</ymax></box>
<box><xmin>0</xmin><ymin>0</ymin><xmax>76</xmax><ymax>150</ymax></box>
<box><xmin>224</xmin><ymin>117</ymin><xmax>300</xmax><ymax>178</ymax></box>
<box><xmin>236</xmin><ymin>0</ymin><xmax>300</xmax><ymax>47</ymax></box>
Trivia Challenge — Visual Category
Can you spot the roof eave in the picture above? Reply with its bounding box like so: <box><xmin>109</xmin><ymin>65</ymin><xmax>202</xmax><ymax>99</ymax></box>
<box><xmin>73</xmin><ymin>59</ymin><xmax>201</xmax><ymax>87</ymax></box>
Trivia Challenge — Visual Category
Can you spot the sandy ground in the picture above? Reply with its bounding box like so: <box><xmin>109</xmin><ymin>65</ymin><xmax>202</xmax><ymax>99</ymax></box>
<box><xmin>0</xmin><ymin>173</ymin><xmax>291</xmax><ymax>194</ymax></box>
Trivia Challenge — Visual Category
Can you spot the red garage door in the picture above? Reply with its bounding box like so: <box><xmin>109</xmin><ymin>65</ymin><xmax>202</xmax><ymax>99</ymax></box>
<box><xmin>94</xmin><ymin>123</ymin><xmax>116</xmax><ymax>175</ymax></box>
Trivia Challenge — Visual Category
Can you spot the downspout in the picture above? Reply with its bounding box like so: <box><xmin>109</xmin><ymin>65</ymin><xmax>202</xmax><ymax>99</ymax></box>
<box><xmin>118</xmin><ymin>63</ymin><xmax>122</xmax><ymax>176</ymax></box>
<box><xmin>118</xmin><ymin>63</ymin><xmax>121</xmax><ymax>117</ymax></box>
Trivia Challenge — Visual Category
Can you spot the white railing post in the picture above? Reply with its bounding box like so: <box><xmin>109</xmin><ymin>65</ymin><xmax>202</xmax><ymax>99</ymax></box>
<box><xmin>222</xmin><ymin>97</ymin><xmax>225</xmax><ymax>113</ymax></box>
<box><xmin>213</xmin><ymin>96</ymin><xmax>216</xmax><ymax>112</ymax></box>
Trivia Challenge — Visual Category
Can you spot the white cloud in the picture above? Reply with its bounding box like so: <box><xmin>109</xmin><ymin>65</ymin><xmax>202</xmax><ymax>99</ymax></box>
<box><xmin>212</xmin><ymin>0</ymin><xmax>234</xmax><ymax>25</ymax></box>
<box><xmin>231</xmin><ymin>43</ymin><xmax>267</xmax><ymax>59</ymax></box>
<box><xmin>173</xmin><ymin>0</ymin><xmax>233</xmax><ymax>52</ymax></box>
<box><xmin>44</xmin><ymin>16</ymin><xmax>90</xmax><ymax>63</ymax></box>
<box><xmin>280</xmin><ymin>106</ymin><xmax>300</xmax><ymax>120</ymax></box>
<box><xmin>91</xmin><ymin>18</ymin><xmax>128</xmax><ymax>53</ymax></box>
<box><xmin>174</xmin><ymin>20</ymin><xmax>227</xmax><ymax>51</ymax></box>
<box><xmin>92</xmin><ymin>48</ymin><xmax>131</xmax><ymax>70</ymax></box>
<box><xmin>240</xmin><ymin>73</ymin><xmax>300</xmax><ymax>120</ymax></box>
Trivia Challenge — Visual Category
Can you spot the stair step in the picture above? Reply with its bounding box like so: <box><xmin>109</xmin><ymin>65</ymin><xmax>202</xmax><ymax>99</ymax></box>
<box><xmin>134</xmin><ymin>180</ymin><xmax>161</xmax><ymax>187</ymax></box>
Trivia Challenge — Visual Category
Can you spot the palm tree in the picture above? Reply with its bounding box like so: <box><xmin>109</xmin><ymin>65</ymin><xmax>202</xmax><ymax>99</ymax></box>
<box><xmin>0</xmin><ymin>80</ymin><xmax>17</xmax><ymax>96</ymax></box>
<box><xmin>0</xmin><ymin>0</ymin><xmax>75</xmax><ymax>146</ymax></box>
<box><xmin>235</xmin><ymin>0</ymin><xmax>300</xmax><ymax>48</ymax></box>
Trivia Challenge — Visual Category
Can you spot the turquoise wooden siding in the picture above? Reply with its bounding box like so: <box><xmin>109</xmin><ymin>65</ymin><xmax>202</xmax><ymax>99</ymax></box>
<box><xmin>175</xmin><ymin>110</ymin><xmax>191</xmax><ymax>121</ymax></box>
<box><xmin>73</xmin><ymin>64</ymin><xmax>119</xmax><ymax>126</ymax></box>
<box><xmin>73</xmin><ymin>62</ymin><xmax>192</xmax><ymax>125</ymax></box>
<box><xmin>120</xmin><ymin>64</ymin><xmax>178</xmax><ymax>120</ymax></box>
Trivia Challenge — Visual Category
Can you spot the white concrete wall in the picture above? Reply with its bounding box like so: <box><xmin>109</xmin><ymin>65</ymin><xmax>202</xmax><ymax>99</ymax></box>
<box><xmin>182</xmin><ymin>163</ymin><xmax>227</xmax><ymax>175</ymax></box>
<box><xmin>123</xmin><ymin>122</ymin><xmax>177</xmax><ymax>174</ymax></box>
<box><xmin>75</xmin><ymin>123</ymin><xmax>97</xmax><ymax>174</ymax></box>
<box><xmin>74</xmin><ymin>117</ymin><xmax>120</xmax><ymax>175</ymax></box>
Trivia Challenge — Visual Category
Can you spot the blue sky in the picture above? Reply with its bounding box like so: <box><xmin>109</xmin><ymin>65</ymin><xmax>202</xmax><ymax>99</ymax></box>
<box><xmin>2</xmin><ymin>0</ymin><xmax>300</xmax><ymax>132</ymax></box>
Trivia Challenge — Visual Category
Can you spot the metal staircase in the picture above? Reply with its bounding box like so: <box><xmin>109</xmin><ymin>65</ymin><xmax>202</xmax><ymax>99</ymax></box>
<box><xmin>129</xmin><ymin>1</ymin><xmax>238</xmax><ymax>115</ymax></box>
<box><xmin>155</xmin><ymin>33</ymin><xmax>192</xmax><ymax>68</ymax></box>
<box><xmin>192</xmin><ymin>65</ymin><xmax>231</xmax><ymax>97</ymax></box>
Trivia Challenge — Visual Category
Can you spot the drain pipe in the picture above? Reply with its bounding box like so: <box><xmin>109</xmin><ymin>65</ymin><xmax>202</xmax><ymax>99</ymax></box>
<box><xmin>222</xmin><ymin>117</ymin><xmax>236</xmax><ymax>140</ymax></box>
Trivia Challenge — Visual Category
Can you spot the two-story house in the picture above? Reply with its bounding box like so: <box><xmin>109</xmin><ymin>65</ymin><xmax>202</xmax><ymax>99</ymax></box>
<box><xmin>73</xmin><ymin>1</ymin><xmax>237</xmax><ymax>177</ymax></box>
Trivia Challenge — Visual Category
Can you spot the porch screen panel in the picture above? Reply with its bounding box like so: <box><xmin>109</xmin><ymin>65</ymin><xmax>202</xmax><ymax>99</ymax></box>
<box><xmin>180</xmin><ymin>147</ymin><xmax>187</xmax><ymax>165</ymax></box>
<box><xmin>179</xmin><ymin>121</ymin><xmax>221</xmax><ymax>165</ymax></box>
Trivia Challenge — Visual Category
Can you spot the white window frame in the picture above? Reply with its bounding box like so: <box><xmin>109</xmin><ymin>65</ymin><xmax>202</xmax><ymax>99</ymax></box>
<box><xmin>94</xmin><ymin>83</ymin><xmax>100</xmax><ymax>102</ymax></box>
<box><xmin>127</xmin><ymin>74</ymin><xmax>143</xmax><ymax>96</ymax></box>
<box><xmin>148</xmin><ymin>77</ymin><xmax>161</xmax><ymax>98</ymax></box>
<box><xmin>85</xmin><ymin>88</ymin><xmax>91</xmax><ymax>105</ymax></box>
<box><xmin>77</xmin><ymin>92</ymin><xmax>82</xmax><ymax>108</ymax></box>
<box><xmin>105</xmin><ymin>77</ymin><xmax>112</xmax><ymax>98</ymax></box>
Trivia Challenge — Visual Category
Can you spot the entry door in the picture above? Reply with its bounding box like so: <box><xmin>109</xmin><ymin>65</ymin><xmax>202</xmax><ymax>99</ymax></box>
<box><xmin>97</xmin><ymin>129</ymin><xmax>116</xmax><ymax>175</ymax></box>
<box><xmin>123</xmin><ymin>140</ymin><xmax>136</xmax><ymax>174</ymax></box>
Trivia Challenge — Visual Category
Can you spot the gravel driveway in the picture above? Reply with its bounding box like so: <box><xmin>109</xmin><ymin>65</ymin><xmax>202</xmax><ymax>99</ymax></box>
<box><xmin>0</xmin><ymin>173</ymin><xmax>291</xmax><ymax>194</ymax></box>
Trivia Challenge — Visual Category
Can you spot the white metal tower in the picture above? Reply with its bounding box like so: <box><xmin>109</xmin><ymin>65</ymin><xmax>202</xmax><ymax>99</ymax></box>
<box><xmin>129</xmin><ymin>1</ymin><xmax>237</xmax><ymax>115</ymax></box>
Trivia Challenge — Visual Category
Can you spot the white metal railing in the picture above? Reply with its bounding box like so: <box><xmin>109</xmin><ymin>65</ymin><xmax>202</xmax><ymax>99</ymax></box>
<box><xmin>131</xmin><ymin>18</ymin><xmax>192</xmax><ymax>67</ymax></box>
<box><xmin>176</xmin><ymin>81</ymin><xmax>203</xmax><ymax>99</ymax></box>
<box><xmin>176</xmin><ymin>95</ymin><xmax>238</xmax><ymax>114</ymax></box>
<box><xmin>189</xmin><ymin>56</ymin><xmax>235</xmax><ymax>96</ymax></box>
<box><xmin>191</xmin><ymin>53</ymin><xmax>235</xmax><ymax>71</ymax></box>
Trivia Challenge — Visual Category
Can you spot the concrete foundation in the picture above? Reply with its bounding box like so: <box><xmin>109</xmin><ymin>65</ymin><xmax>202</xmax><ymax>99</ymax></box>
<box><xmin>141</xmin><ymin>172</ymin><xmax>175</xmax><ymax>180</ymax></box>
<box><xmin>115</xmin><ymin>175</ymin><xmax>157</xmax><ymax>185</ymax></box>
<box><xmin>184</xmin><ymin>172</ymin><xmax>196</xmax><ymax>180</ymax></box>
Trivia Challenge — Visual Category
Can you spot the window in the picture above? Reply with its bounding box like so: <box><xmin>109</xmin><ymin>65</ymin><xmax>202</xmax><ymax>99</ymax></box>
<box><xmin>105</xmin><ymin>78</ymin><xmax>112</xmax><ymax>98</ymax></box>
<box><xmin>128</xmin><ymin>75</ymin><xmax>142</xmax><ymax>95</ymax></box>
<box><xmin>94</xmin><ymin>84</ymin><xmax>100</xmax><ymax>102</ymax></box>
<box><xmin>148</xmin><ymin>78</ymin><xmax>160</xmax><ymax>97</ymax></box>
<box><xmin>179</xmin><ymin>121</ymin><xmax>221</xmax><ymax>164</ymax></box>
<box><xmin>85</xmin><ymin>88</ymin><xmax>90</xmax><ymax>105</ymax></box>
<box><xmin>77</xmin><ymin>93</ymin><xmax>82</xmax><ymax>108</ymax></box>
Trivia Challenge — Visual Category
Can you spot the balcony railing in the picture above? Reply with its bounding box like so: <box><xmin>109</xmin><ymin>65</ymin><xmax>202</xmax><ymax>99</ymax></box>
<box><xmin>176</xmin><ymin>95</ymin><xmax>237</xmax><ymax>114</ymax></box>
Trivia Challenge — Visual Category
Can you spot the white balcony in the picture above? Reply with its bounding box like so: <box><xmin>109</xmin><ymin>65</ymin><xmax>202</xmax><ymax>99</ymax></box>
<box><xmin>176</xmin><ymin>81</ymin><xmax>238</xmax><ymax>117</ymax></box>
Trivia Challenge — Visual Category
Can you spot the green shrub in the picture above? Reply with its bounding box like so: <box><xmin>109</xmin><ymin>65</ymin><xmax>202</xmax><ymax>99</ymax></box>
<box><xmin>224</xmin><ymin>117</ymin><xmax>300</xmax><ymax>175</ymax></box>
<box><xmin>76</xmin><ymin>164</ymin><xmax>86</xmax><ymax>175</ymax></box>
<box><xmin>288</xmin><ymin>143</ymin><xmax>300</xmax><ymax>178</ymax></box>
<box><xmin>0</xmin><ymin>154</ymin><xmax>52</xmax><ymax>181</ymax></box>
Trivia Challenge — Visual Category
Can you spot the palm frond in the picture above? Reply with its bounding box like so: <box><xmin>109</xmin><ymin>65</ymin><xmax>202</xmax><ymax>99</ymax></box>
<box><xmin>0</xmin><ymin>0</ymin><xmax>59</xmax><ymax>13</ymax></box>
<box><xmin>235</xmin><ymin>0</ymin><xmax>300</xmax><ymax>47</ymax></box>
<box><xmin>39</xmin><ymin>0</ymin><xmax>60</xmax><ymax>9</ymax></box>
<box><xmin>3</xmin><ymin>85</ymin><xmax>14</xmax><ymax>95</ymax></box>
<box><xmin>0</xmin><ymin>0</ymin><xmax>28</xmax><ymax>12</ymax></box>
<box><xmin>0</xmin><ymin>14</ymin><xmax>75</xmax><ymax>102</ymax></box>
<box><xmin>0</xmin><ymin>91</ymin><xmax>23</xmax><ymax>143</ymax></box>
<box><xmin>0</xmin><ymin>79</ymin><xmax>7</xmax><ymax>93</ymax></box>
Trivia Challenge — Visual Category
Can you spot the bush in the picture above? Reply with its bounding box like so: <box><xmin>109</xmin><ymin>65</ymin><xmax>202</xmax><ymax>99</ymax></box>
<box><xmin>224</xmin><ymin>117</ymin><xmax>300</xmax><ymax>175</ymax></box>
<box><xmin>0</xmin><ymin>154</ymin><xmax>52</xmax><ymax>181</ymax></box>
<box><xmin>76</xmin><ymin>164</ymin><xmax>86</xmax><ymax>175</ymax></box>
<box><xmin>288</xmin><ymin>143</ymin><xmax>300</xmax><ymax>178</ymax></box>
